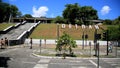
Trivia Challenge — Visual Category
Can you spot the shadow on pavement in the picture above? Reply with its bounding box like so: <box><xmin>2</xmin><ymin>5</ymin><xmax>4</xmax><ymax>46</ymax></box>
<box><xmin>0</xmin><ymin>57</ymin><xmax>10</xmax><ymax>68</ymax></box>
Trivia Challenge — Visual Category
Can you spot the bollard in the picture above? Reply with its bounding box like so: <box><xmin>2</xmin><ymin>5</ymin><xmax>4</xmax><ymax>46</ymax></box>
<box><xmin>40</xmin><ymin>39</ymin><xmax>41</xmax><ymax>54</ymax></box>
<box><xmin>89</xmin><ymin>42</ymin><xmax>92</xmax><ymax>57</ymax></box>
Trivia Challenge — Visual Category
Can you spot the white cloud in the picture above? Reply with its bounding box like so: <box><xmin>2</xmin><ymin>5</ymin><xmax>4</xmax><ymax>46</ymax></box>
<box><xmin>32</xmin><ymin>6</ymin><xmax>48</xmax><ymax>17</ymax></box>
<box><xmin>101</xmin><ymin>5</ymin><xmax>111</xmax><ymax>15</ymax></box>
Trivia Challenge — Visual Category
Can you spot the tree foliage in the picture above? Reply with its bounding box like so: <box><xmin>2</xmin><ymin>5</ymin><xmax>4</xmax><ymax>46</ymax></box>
<box><xmin>63</xmin><ymin>3</ymin><xmax>80</xmax><ymax>24</ymax></box>
<box><xmin>103</xmin><ymin>16</ymin><xmax>120</xmax><ymax>25</ymax></box>
<box><xmin>113</xmin><ymin>16</ymin><xmax>120</xmax><ymax>25</ymax></box>
<box><xmin>0</xmin><ymin>1</ymin><xmax>21</xmax><ymax>23</ymax></box>
<box><xmin>56</xmin><ymin>32</ymin><xmax>77</xmax><ymax>58</ymax></box>
<box><xmin>52</xmin><ymin>16</ymin><xmax>65</xmax><ymax>23</ymax></box>
<box><xmin>62</xmin><ymin>3</ymin><xmax>98</xmax><ymax>25</ymax></box>
<box><xmin>103</xmin><ymin>19</ymin><xmax>112</xmax><ymax>25</ymax></box>
<box><xmin>22</xmin><ymin>14</ymin><xmax>33</xmax><ymax>18</ymax></box>
<box><xmin>107</xmin><ymin>25</ymin><xmax>120</xmax><ymax>41</ymax></box>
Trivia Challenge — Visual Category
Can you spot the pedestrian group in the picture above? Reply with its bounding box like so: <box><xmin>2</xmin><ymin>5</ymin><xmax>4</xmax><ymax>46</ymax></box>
<box><xmin>0</xmin><ymin>37</ymin><xmax>8</xmax><ymax>49</ymax></box>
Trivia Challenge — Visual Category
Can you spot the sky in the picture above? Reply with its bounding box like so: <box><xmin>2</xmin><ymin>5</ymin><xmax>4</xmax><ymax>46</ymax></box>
<box><xmin>3</xmin><ymin>0</ymin><xmax>120</xmax><ymax>20</ymax></box>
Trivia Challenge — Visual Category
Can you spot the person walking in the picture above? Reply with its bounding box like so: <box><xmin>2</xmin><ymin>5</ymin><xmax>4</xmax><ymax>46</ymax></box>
<box><xmin>108</xmin><ymin>42</ymin><xmax>113</xmax><ymax>53</ymax></box>
<box><xmin>30</xmin><ymin>38</ymin><xmax>33</xmax><ymax>49</ymax></box>
<box><xmin>0</xmin><ymin>39</ymin><xmax>1</xmax><ymax>49</ymax></box>
<box><xmin>0</xmin><ymin>38</ymin><xmax>5</xmax><ymax>49</ymax></box>
<box><xmin>5</xmin><ymin>37</ymin><xmax>8</xmax><ymax>48</ymax></box>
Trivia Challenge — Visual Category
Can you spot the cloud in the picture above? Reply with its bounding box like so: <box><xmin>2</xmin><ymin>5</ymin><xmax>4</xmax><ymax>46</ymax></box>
<box><xmin>32</xmin><ymin>6</ymin><xmax>48</xmax><ymax>17</ymax></box>
<box><xmin>101</xmin><ymin>5</ymin><xmax>111</xmax><ymax>15</ymax></box>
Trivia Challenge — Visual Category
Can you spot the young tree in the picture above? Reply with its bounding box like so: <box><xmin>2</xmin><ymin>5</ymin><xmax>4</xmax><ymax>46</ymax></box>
<box><xmin>56</xmin><ymin>32</ymin><xmax>77</xmax><ymax>59</ymax></box>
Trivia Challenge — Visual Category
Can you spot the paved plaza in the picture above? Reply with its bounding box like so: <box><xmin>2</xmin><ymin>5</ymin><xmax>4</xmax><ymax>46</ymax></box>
<box><xmin>0</xmin><ymin>44</ymin><xmax>120</xmax><ymax>68</ymax></box>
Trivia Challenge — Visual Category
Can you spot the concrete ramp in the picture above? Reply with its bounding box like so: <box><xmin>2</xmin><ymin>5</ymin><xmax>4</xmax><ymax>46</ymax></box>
<box><xmin>0</xmin><ymin>22</ymin><xmax>40</xmax><ymax>45</ymax></box>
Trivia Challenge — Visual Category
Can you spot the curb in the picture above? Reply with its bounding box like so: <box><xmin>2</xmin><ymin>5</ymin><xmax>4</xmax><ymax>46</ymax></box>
<box><xmin>32</xmin><ymin>53</ymin><xmax>120</xmax><ymax>59</ymax></box>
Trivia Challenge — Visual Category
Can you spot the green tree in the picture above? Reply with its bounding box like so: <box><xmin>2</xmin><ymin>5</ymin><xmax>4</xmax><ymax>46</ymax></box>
<box><xmin>0</xmin><ymin>2</ymin><xmax>9</xmax><ymax>22</ymax></box>
<box><xmin>113</xmin><ymin>16</ymin><xmax>120</xmax><ymax>25</ymax></box>
<box><xmin>10</xmin><ymin>5</ymin><xmax>19</xmax><ymax>17</ymax></box>
<box><xmin>63</xmin><ymin>3</ymin><xmax>98</xmax><ymax>25</ymax></box>
<box><xmin>80</xmin><ymin>6</ymin><xmax>98</xmax><ymax>20</ymax></box>
<box><xmin>0</xmin><ymin>0</ymin><xmax>1</xmax><ymax>2</ymax></box>
<box><xmin>17</xmin><ymin>11</ymin><xmax>22</xmax><ymax>17</ymax></box>
<box><xmin>63</xmin><ymin>3</ymin><xmax>80</xmax><ymax>24</ymax></box>
<box><xmin>103</xmin><ymin>19</ymin><xmax>112</xmax><ymax>25</ymax></box>
<box><xmin>108</xmin><ymin>25</ymin><xmax>120</xmax><ymax>41</ymax></box>
<box><xmin>0</xmin><ymin>1</ymin><xmax>21</xmax><ymax>23</ymax></box>
<box><xmin>56</xmin><ymin>32</ymin><xmax>77</xmax><ymax>59</ymax></box>
<box><xmin>79</xmin><ymin>6</ymin><xmax>98</xmax><ymax>25</ymax></box>
<box><xmin>22</xmin><ymin>14</ymin><xmax>33</xmax><ymax>18</ymax></box>
<box><xmin>52</xmin><ymin>16</ymin><xmax>65</xmax><ymax>23</ymax></box>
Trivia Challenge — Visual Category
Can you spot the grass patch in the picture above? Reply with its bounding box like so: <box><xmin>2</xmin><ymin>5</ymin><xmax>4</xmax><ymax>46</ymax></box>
<box><xmin>30</xmin><ymin>23</ymin><xmax>107</xmax><ymax>40</ymax></box>
<box><xmin>0</xmin><ymin>23</ymin><xmax>15</xmax><ymax>31</ymax></box>
<box><xmin>37</xmin><ymin>53</ymin><xmax>56</xmax><ymax>56</ymax></box>
<box><xmin>30</xmin><ymin>23</ymin><xmax>57</xmax><ymax>39</ymax></box>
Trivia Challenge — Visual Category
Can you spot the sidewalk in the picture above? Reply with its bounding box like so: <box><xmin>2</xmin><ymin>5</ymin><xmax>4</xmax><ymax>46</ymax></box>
<box><xmin>25</xmin><ymin>39</ymin><xmax>107</xmax><ymax>45</ymax></box>
<box><xmin>30</xmin><ymin>44</ymin><xmax>120</xmax><ymax>58</ymax></box>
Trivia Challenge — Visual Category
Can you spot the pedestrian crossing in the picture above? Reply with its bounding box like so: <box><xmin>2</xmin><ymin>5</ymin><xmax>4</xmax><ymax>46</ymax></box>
<box><xmin>34</xmin><ymin>59</ymin><xmax>50</xmax><ymax>68</ymax></box>
<box><xmin>33</xmin><ymin>58</ymin><xmax>120</xmax><ymax>68</ymax></box>
<box><xmin>34</xmin><ymin>64</ymin><xmax>48</xmax><ymax>68</ymax></box>
<box><xmin>33</xmin><ymin>58</ymin><xmax>95</xmax><ymax>68</ymax></box>
<box><xmin>103</xmin><ymin>59</ymin><xmax>120</xmax><ymax>68</ymax></box>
